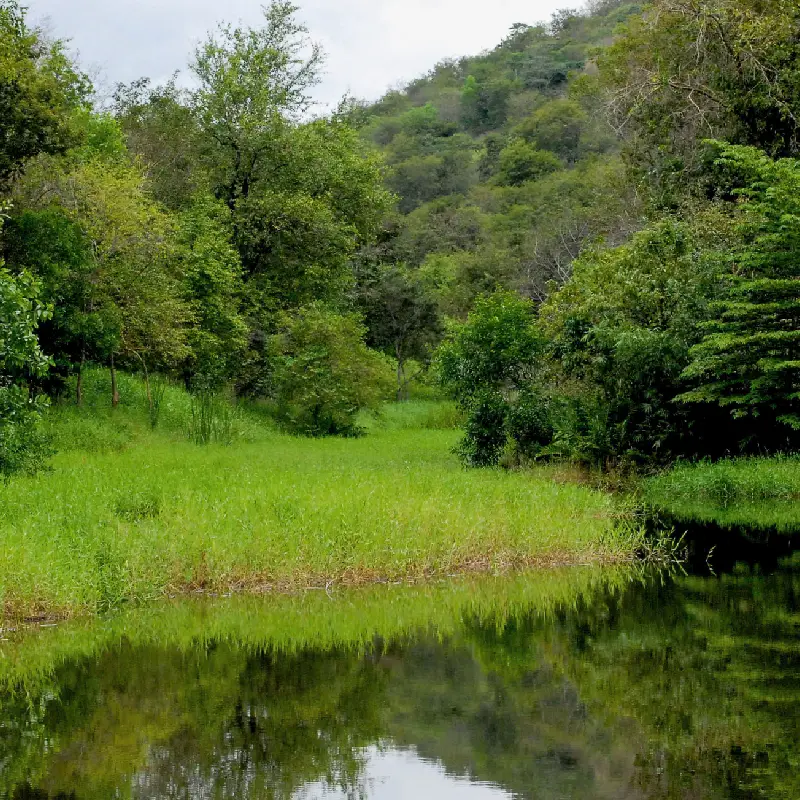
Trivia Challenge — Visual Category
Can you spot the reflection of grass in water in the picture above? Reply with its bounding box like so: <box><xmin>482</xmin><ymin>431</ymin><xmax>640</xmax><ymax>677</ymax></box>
<box><xmin>0</xmin><ymin>566</ymin><xmax>638</xmax><ymax>695</ymax></box>
<box><xmin>644</xmin><ymin>456</ymin><xmax>800</xmax><ymax>532</ymax></box>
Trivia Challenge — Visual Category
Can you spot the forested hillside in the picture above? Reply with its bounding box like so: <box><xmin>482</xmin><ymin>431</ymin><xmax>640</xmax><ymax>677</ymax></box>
<box><xmin>354</xmin><ymin>0</ymin><xmax>640</xmax><ymax>307</ymax></box>
<box><xmin>2</xmin><ymin>0</ymin><xmax>800</xmax><ymax>476</ymax></box>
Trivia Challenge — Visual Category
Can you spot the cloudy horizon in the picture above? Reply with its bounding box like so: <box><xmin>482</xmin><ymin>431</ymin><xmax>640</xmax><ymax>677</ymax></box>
<box><xmin>29</xmin><ymin>0</ymin><xmax>567</xmax><ymax>108</ymax></box>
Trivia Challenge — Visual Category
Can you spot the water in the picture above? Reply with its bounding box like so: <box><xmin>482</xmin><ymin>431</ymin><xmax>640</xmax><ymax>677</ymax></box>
<box><xmin>1</xmin><ymin>549</ymin><xmax>798</xmax><ymax>799</ymax></box>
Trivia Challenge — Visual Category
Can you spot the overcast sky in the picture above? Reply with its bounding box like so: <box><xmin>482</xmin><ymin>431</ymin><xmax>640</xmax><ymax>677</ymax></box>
<box><xmin>29</xmin><ymin>0</ymin><xmax>565</xmax><ymax>108</ymax></box>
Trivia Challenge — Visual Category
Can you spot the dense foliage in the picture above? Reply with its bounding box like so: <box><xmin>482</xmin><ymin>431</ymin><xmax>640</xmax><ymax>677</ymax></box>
<box><xmin>0</xmin><ymin>1</ymin><xmax>395</xmax><ymax>472</ymax></box>
<box><xmin>3</xmin><ymin>0</ymin><xmax>800</xmax><ymax>473</ymax></box>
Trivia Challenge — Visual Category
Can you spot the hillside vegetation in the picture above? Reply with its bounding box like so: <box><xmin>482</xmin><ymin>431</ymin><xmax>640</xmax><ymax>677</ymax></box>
<box><xmin>1</xmin><ymin>0</ymin><xmax>800</xmax><ymax>612</ymax></box>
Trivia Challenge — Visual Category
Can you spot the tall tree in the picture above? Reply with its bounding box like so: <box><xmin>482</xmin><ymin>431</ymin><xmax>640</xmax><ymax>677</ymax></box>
<box><xmin>681</xmin><ymin>144</ymin><xmax>800</xmax><ymax>449</ymax></box>
<box><xmin>12</xmin><ymin>118</ymin><xmax>192</xmax><ymax>405</ymax></box>
<box><xmin>0</xmin><ymin>0</ymin><xmax>89</xmax><ymax>189</ymax></box>
<box><xmin>597</xmin><ymin>0</ymin><xmax>800</xmax><ymax>199</ymax></box>
<box><xmin>358</xmin><ymin>265</ymin><xmax>442</xmax><ymax>400</ymax></box>
<box><xmin>190</xmin><ymin>0</ymin><xmax>323</xmax><ymax>212</ymax></box>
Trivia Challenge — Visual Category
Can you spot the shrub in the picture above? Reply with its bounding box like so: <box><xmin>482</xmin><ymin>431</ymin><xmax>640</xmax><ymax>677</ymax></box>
<box><xmin>0</xmin><ymin>265</ymin><xmax>53</xmax><ymax>478</ymax></box>
<box><xmin>455</xmin><ymin>391</ymin><xmax>509</xmax><ymax>467</ymax></box>
<box><xmin>269</xmin><ymin>305</ymin><xmax>394</xmax><ymax>436</ymax></box>
<box><xmin>437</xmin><ymin>291</ymin><xmax>543</xmax><ymax>466</ymax></box>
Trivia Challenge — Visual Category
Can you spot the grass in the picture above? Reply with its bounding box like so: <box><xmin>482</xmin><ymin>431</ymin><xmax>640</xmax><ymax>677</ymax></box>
<box><xmin>0</xmin><ymin>369</ymin><xmax>642</xmax><ymax>621</ymax></box>
<box><xmin>644</xmin><ymin>455</ymin><xmax>800</xmax><ymax>532</ymax></box>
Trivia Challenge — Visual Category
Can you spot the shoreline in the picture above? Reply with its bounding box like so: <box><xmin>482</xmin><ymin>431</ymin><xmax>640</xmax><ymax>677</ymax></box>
<box><xmin>2</xmin><ymin>549</ymin><xmax>638</xmax><ymax>626</ymax></box>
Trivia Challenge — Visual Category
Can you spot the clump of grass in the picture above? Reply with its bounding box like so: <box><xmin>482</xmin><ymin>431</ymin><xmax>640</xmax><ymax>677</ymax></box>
<box><xmin>0</xmin><ymin>423</ymin><xmax>640</xmax><ymax>620</ymax></box>
<box><xmin>113</xmin><ymin>490</ymin><xmax>162</xmax><ymax>522</ymax></box>
<box><xmin>147</xmin><ymin>373</ymin><xmax>169</xmax><ymax>429</ymax></box>
<box><xmin>644</xmin><ymin>455</ymin><xmax>800</xmax><ymax>531</ymax></box>
<box><xmin>188</xmin><ymin>389</ymin><xmax>239</xmax><ymax>445</ymax></box>
<box><xmin>360</xmin><ymin>400</ymin><xmax>464</xmax><ymax>432</ymax></box>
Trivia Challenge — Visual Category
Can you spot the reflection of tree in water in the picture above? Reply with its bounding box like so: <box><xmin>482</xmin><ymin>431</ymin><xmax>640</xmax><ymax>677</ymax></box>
<box><xmin>2</xmin><ymin>563</ymin><xmax>799</xmax><ymax>800</ymax></box>
<box><xmin>2</xmin><ymin>644</ymin><xmax>387</xmax><ymax>800</ymax></box>
<box><xmin>545</xmin><ymin>563</ymin><xmax>800</xmax><ymax>800</ymax></box>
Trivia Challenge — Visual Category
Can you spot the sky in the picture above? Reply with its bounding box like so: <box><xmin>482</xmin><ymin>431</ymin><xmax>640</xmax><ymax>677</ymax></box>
<box><xmin>28</xmin><ymin>0</ymin><xmax>565</xmax><ymax>108</ymax></box>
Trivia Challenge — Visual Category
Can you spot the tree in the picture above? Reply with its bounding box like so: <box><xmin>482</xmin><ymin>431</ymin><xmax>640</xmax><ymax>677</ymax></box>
<box><xmin>268</xmin><ymin>305</ymin><xmax>394</xmax><ymax>436</ymax></box>
<box><xmin>597</xmin><ymin>0</ymin><xmax>800</xmax><ymax>199</ymax></box>
<box><xmin>175</xmin><ymin>197</ymin><xmax>248</xmax><ymax>387</ymax></box>
<box><xmin>539</xmin><ymin>214</ymin><xmax>734</xmax><ymax>464</ymax></box>
<box><xmin>0</xmin><ymin>0</ymin><xmax>89</xmax><ymax>189</ymax></box>
<box><xmin>13</xmin><ymin>129</ymin><xmax>192</xmax><ymax>406</ymax></box>
<box><xmin>460</xmin><ymin>75</ymin><xmax>514</xmax><ymax>133</ymax></box>
<box><xmin>437</xmin><ymin>291</ymin><xmax>543</xmax><ymax>465</ymax></box>
<box><xmin>188</xmin><ymin>3</ymin><xmax>392</xmax><ymax>373</ymax></box>
<box><xmin>514</xmin><ymin>98</ymin><xmax>587</xmax><ymax>163</ymax></box>
<box><xmin>190</xmin><ymin>0</ymin><xmax>323</xmax><ymax>211</ymax></box>
<box><xmin>680</xmin><ymin>144</ymin><xmax>800</xmax><ymax>450</ymax></box>
<box><xmin>114</xmin><ymin>77</ymin><xmax>204</xmax><ymax>210</ymax></box>
<box><xmin>358</xmin><ymin>265</ymin><xmax>442</xmax><ymax>400</ymax></box>
<box><xmin>496</xmin><ymin>140</ymin><xmax>561</xmax><ymax>186</ymax></box>
<box><xmin>0</xmin><ymin>208</ymin><xmax>52</xmax><ymax>476</ymax></box>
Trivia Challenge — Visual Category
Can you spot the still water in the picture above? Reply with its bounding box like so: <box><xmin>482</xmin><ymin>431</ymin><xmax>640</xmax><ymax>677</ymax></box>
<box><xmin>0</xmin><ymin>544</ymin><xmax>798</xmax><ymax>799</ymax></box>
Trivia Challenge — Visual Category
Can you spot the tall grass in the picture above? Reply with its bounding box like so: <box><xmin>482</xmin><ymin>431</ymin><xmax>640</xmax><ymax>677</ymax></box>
<box><xmin>644</xmin><ymin>456</ymin><xmax>800</xmax><ymax>531</ymax></box>
<box><xmin>44</xmin><ymin>367</ymin><xmax>270</xmax><ymax>453</ymax></box>
<box><xmin>0</xmin><ymin>387</ymin><xmax>640</xmax><ymax>619</ymax></box>
<box><xmin>188</xmin><ymin>388</ymin><xmax>239</xmax><ymax>445</ymax></box>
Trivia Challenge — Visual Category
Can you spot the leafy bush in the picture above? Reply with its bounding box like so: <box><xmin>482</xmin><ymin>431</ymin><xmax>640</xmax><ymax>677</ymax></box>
<box><xmin>455</xmin><ymin>391</ymin><xmax>509</xmax><ymax>467</ymax></box>
<box><xmin>437</xmin><ymin>291</ymin><xmax>543</xmax><ymax>466</ymax></box>
<box><xmin>0</xmin><ymin>265</ymin><xmax>53</xmax><ymax>478</ymax></box>
<box><xmin>269</xmin><ymin>305</ymin><xmax>394</xmax><ymax>436</ymax></box>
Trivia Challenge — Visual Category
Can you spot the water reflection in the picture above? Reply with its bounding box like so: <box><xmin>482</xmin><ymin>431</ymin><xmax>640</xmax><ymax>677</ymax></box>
<box><xmin>294</xmin><ymin>747</ymin><xmax>513</xmax><ymax>799</ymax></box>
<box><xmin>1</xmin><ymin>558</ymin><xmax>798</xmax><ymax>799</ymax></box>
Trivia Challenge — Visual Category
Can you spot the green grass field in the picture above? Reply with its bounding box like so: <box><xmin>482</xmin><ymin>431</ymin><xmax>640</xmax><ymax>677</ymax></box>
<box><xmin>644</xmin><ymin>456</ymin><xmax>800</xmax><ymax>531</ymax></box>
<box><xmin>0</xmin><ymin>370</ymin><xmax>641</xmax><ymax>621</ymax></box>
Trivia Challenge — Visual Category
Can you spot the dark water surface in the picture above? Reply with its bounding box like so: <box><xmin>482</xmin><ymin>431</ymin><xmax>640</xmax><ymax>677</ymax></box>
<box><xmin>1</xmin><ymin>548</ymin><xmax>798</xmax><ymax>799</ymax></box>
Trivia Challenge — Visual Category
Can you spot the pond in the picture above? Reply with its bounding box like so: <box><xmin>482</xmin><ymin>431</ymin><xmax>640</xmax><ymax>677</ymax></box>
<box><xmin>0</xmin><ymin>539</ymin><xmax>798</xmax><ymax>799</ymax></box>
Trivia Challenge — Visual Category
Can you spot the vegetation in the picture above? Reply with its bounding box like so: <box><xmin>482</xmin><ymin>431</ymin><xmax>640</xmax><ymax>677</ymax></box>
<box><xmin>0</xmin><ymin>371</ymin><xmax>639</xmax><ymax>621</ymax></box>
<box><xmin>2</xmin><ymin>0</ymin><xmax>800</xmax><ymax>599</ymax></box>
<box><xmin>645</xmin><ymin>456</ymin><xmax>800</xmax><ymax>532</ymax></box>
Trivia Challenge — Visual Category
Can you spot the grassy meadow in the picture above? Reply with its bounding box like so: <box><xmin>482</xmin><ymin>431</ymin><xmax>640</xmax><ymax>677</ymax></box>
<box><xmin>645</xmin><ymin>456</ymin><xmax>800</xmax><ymax>532</ymax></box>
<box><xmin>0</xmin><ymin>370</ymin><xmax>640</xmax><ymax>621</ymax></box>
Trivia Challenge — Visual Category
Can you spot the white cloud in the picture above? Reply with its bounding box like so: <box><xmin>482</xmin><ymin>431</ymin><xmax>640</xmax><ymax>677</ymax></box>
<box><xmin>30</xmin><ymin>0</ymin><xmax>565</xmax><ymax>107</ymax></box>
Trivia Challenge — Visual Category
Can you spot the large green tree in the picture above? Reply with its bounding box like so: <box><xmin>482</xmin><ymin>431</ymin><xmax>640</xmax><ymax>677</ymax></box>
<box><xmin>12</xmin><ymin>118</ymin><xmax>191</xmax><ymax>405</ymax></box>
<box><xmin>0</xmin><ymin>210</ymin><xmax>51</xmax><ymax>476</ymax></box>
<box><xmin>0</xmin><ymin>0</ymin><xmax>89</xmax><ymax>189</ymax></box>
<box><xmin>597</xmin><ymin>0</ymin><xmax>800</xmax><ymax>199</ymax></box>
<box><xmin>681</xmin><ymin>144</ymin><xmax>800</xmax><ymax>449</ymax></box>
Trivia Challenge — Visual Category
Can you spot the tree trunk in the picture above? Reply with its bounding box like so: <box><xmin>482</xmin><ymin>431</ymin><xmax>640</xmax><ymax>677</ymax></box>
<box><xmin>76</xmin><ymin>348</ymin><xmax>85</xmax><ymax>406</ymax></box>
<box><xmin>396</xmin><ymin>343</ymin><xmax>406</xmax><ymax>403</ymax></box>
<box><xmin>138</xmin><ymin>354</ymin><xmax>152</xmax><ymax>413</ymax></box>
<box><xmin>110</xmin><ymin>353</ymin><xmax>120</xmax><ymax>409</ymax></box>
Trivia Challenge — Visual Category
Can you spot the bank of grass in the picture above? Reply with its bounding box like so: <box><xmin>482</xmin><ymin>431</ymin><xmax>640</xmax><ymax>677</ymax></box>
<box><xmin>644</xmin><ymin>456</ymin><xmax>800</xmax><ymax>532</ymax></box>
<box><xmin>0</xmin><ymin>370</ymin><xmax>641</xmax><ymax>620</ymax></box>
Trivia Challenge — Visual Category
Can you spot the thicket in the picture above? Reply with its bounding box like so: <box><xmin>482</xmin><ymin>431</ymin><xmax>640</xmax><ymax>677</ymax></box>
<box><xmin>425</xmin><ymin>0</ymin><xmax>800</xmax><ymax>469</ymax></box>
